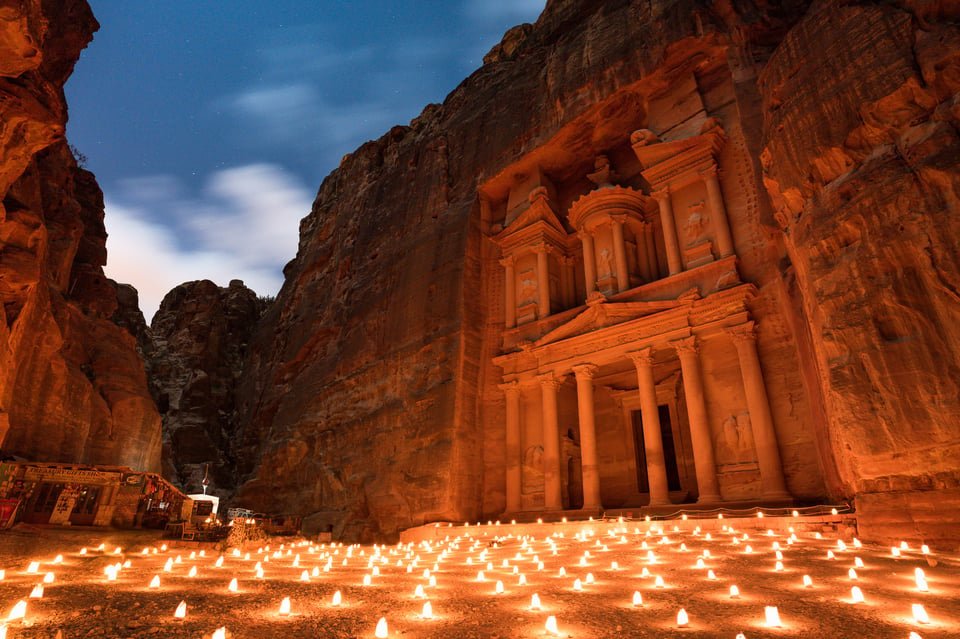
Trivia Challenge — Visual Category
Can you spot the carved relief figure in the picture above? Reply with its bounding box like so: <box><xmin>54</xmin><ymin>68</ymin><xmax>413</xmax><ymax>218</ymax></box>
<box><xmin>718</xmin><ymin>413</ymin><xmax>757</xmax><ymax>464</ymax></box>
<box><xmin>684</xmin><ymin>201</ymin><xmax>708</xmax><ymax>246</ymax></box>
<box><xmin>598</xmin><ymin>248</ymin><xmax>614</xmax><ymax>277</ymax></box>
<box><xmin>522</xmin><ymin>445</ymin><xmax>545</xmax><ymax>493</ymax></box>
<box><xmin>520</xmin><ymin>273</ymin><xmax>537</xmax><ymax>305</ymax></box>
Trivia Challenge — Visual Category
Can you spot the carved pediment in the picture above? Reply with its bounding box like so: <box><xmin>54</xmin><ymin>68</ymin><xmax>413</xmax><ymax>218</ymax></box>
<box><xmin>495</xmin><ymin>186</ymin><xmax>567</xmax><ymax>249</ymax></box>
<box><xmin>631</xmin><ymin>126</ymin><xmax>727</xmax><ymax>188</ymax></box>
<box><xmin>535</xmin><ymin>298</ymin><xmax>685</xmax><ymax>346</ymax></box>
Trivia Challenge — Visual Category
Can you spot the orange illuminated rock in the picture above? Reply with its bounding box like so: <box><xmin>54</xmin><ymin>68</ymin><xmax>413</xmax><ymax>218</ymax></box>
<box><xmin>0</xmin><ymin>1</ymin><xmax>160</xmax><ymax>471</ymax></box>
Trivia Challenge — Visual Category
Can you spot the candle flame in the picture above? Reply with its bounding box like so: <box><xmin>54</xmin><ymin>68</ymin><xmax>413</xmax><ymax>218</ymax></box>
<box><xmin>850</xmin><ymin>586</ymin><xmax>864</xmax><ymax>603</ymax></box>
<box><xmin>632</xmin><ymin>591</ymin><xmax>642</xmax><ymax>607</ymax></box>
<box><xmin>8</xmin><ymin>600</ymin><xmax>26</xmax><ymax>621</ymax></box>
<box><xmin>174</xmin><ymin>601</ymin><xmax>187</xmax><ymax>618</ymax></box>
<box><xmin>545</xmin><ymin>615</ymin><xmax>559</xmax><ymax>635</ymax></box>
<box><xmin>149</xmin><ymin>575</ymin><xmax>160</xmax><ymax>589</ymax></box>
<box><xmin>375</xmin><ymin>617</ymin><xmax>388</xmax><ymax>638</ymax></box>
<box><xmin>422</xmin><ymin>601</ymin><xmax>433</xmax><ymax>619</ymax></box>
<box><xmin>279</xmin><ymin>597</ymin><xmax>291</xmax><ymax>616</ymax></box>
<box><xmin>331</xmin><ymin>590</ymin><xmax>342</xmax><ymax>607</ymax></box>
<box><xmin>677</xmin><ymin>608</ymin><xmax>689</xmax><ymax>627</ymax></box>
<box><xmin>764</xmin><ymin>606</ymin><xmax>782</xmax><ymax>627</ymax></box>
<box><xmin>29</xmin><ymin>584</ymin><xmax>42</xmax><ymax>599</ymax></box>
<box><xmin>912</xmin><ymin>603</ymin><xmax>929</xmax><ymax>624</ymax></box>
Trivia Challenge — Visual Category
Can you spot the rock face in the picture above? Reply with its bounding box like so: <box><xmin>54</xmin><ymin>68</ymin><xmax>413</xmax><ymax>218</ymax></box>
<box><xmin>148</xmin><ymin>280</ymin><xmax>265</xmax><ymax>497</ymax></box>
<box><xmin>0</xmin><ymin>1</ymin><xmax>160</xmax><ymax>471</ymax></box>
<box><xmin>759</xmin><ymin>0</ymin><xmax>960</xmax><ymax>544</ymax></box>
<box><xmin>231</xmin><ymin>0</ymin><xmax>960</xmax><ymax>545</ymax></box>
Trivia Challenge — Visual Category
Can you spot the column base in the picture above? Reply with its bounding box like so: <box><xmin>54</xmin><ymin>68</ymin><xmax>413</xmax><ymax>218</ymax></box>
<box><xmin>696</xmin><ymin>494</ymin><xmax>724</xmax><ymax>505</ymax></box>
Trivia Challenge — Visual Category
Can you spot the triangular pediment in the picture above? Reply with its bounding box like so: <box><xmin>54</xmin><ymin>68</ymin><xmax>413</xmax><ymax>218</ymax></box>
<box><xmin>536</xmin><ymin>298</ymin><xmax>685</xmax><ymax>346</ymax></box>
<box><xmin>496</xmin><ymin>189</ymin><xmax>566</xmax><ymax>242</ymax></box>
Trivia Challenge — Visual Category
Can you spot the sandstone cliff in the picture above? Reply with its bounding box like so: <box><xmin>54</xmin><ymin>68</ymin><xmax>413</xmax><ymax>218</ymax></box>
<box><xmin>232</xmin><ymin>0</ymin><xmax>823</xmax><ymax>541</ymax></box>
<box><xmin>147</xmin><ymin>280</ymin><xmax>265</xmax><ymax>498</ymax></box>
<box><xmin>0</xmin><ymin>1</ymin><xmax>160</xmax><ymax>471</ymax></box>
<box><xmin>760</xmin><ymin>0</ymin><xmax>960</xmax><ymax>543</ymax></box>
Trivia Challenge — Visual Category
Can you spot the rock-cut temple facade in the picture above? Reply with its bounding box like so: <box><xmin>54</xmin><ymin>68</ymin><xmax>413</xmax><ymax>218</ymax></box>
<box><xmin>483</xmin><ymin>117</ymin><xmax>814</xmax><ymax>517</ymax></box>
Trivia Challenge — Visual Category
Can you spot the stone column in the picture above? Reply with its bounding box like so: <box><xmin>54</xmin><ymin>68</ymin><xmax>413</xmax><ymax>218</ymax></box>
<box><xmin>644</xmin><ymin>223</ymin><xmax>658</xmax><ymax>281</ymax></box>
<box><xmin>534</xmin><ymin>243</ymin><xmax>551</xmax><ymax>319</ymax></box>
<box><xmin>558</xmin><ymin>257</ymin><xmax>571</xmax><ymax>308</ymax></box>
<box><xmin>652</xmin><ymin>187</ymin><xmax>683</xmax><ymax>275</ymax></box>
<box><xmin>565</xmin><ymin>257</ymin><xmax>577</xmax><ymax>306</ymax></box>
<box><xmin>628</xmin><ymin>349</ymin><xmax>671</xmax><ymax>506</ymax></box>
<box><xmin>611</xmin><ymin>215</ymin><xmax>630</xmax><ymax>293</ymax></box>
<box><xmin>672</xmin><ymin>336</ymin><xmax>722</xmax><ymax>503</ymax></box>
<box><xmin>500</xmin><ymin>381</ymin><xmax>523</xmax><ymax>513</ymax></box>
<box><xmin>572</xmin><ymin>364</ymin><xmax>601</xmax><ymax>510</ymax></box>
<box><xmin>500</xmin><ymin>256</ymin><xmax>516</xmax><ymax>328</ymax></box>
<box><xmin>579</xmin><ymin>230</ymin><xmax>597</xmax><ymax>296</ymax></box>
<box><xmin>727</xmin><ymin>322</ymin><xmax>792</xmax><ymax>500</ymax></box>
<box><xmin>700</xmin><ymin>167</ymin><xmax>735</xmax><ymax>258</ymax></box>
<box><xmin>539</xmin><ymin>373</ymin><xmax>564</xmax><ymax>511</ymax></box>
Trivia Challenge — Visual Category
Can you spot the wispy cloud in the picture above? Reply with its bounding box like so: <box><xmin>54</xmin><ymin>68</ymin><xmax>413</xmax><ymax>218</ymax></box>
<box><xmin>104</xmin><ymin>163</ymin><xmax>314</xmax><ymax>322</ymax></box>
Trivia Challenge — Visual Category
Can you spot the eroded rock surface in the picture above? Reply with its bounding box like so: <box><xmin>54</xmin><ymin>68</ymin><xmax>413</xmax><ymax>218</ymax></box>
<box><xmin>0</xmin><ymin>0</ymin><xmax>160</xmax><ymax>471</ymax></box>
<box><xmin>148</xmin><ymin>280</ymin><xmax>265</xmax><ymax>497</ymax></box>
<box><xmin>759</xmin><ymin>0</ymin><xmax>960</xmax><ymax>545</ymax></box>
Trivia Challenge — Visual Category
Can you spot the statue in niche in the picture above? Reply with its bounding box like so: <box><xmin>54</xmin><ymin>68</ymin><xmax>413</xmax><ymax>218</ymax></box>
<box><xmin>587</xmin><ymin>154</ymin><xmax>617</xmax><ymax>188</ymax></box>
<box><xmin>520</xmin><ymin>275</ymin><xmax>536</xmax><ymax>305</ymax></box>
<box><xmin>684</xmin><ymin>201</ymin><xmax>708</xmax><ymax>246</ymax></box>
<box><xmin>598</xmin><ymin>248</ymin><xmax>614</xmax><ymax>277</ymax></box>
<box><xmin>522</xmin><ymin>445</ymin><xmax>545</xmax><ymax>493</ymax></box>
<box><xmin>718</xmin><ymin>413</ymin><xmax>757</xmax><ymax>464</ymax></box>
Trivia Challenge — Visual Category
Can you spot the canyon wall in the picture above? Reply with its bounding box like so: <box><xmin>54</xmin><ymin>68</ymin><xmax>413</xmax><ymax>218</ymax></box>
<box><xmin>147</xmin><ymin>279</ymin><xmax>265</xmax><ymax>497</ymax></box>
<box><xmin>759</xmin><ymin>0</ymin><xmax>960</xmax><ymax>544</ymax></box>
<box><xmin>0</xmin><ymin>1</ymin><xmax>160</xmax><ymax>471</ymax></box>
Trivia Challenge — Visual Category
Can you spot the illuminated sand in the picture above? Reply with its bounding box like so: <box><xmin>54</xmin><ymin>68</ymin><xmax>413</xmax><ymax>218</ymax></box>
<box><xmin>0</xmin><ymin>517</ymin><xmax>958</xmax><ymax>638</ymax></box>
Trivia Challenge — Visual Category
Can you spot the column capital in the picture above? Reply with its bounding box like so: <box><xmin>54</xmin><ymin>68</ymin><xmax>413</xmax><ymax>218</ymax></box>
<box><xmin>498</xmin><ymin>380</ymin><xmax>522</xmax><ymax>397</ymax></box>
<box><xmin>651</xmin><ymin>186</ymin><xmax>671</xmax><ymax>201</ymax></box>
<box><xmin>532</xmin><ymin>242</ymin><xmax>552</xmax><ymax>255</ymax></box>
<box><xmin>557</xmin><ymin>254</ymin><xmax>576</xmax><ymax>267</ymax></box>
<box><xmin>671</xmin><ymin>335</ymin><xmax>699</xmax><ymax>356</ymax></box>
<box><xmin>499</xmin><ymin>255</ymin><xmax>516</xmax><ymax>268</ymax></box>
<box><xmin>698</xmin><ymin>165</ymin><xmax>720</xmax><ymax>181</ymax></box>
<box><xmin>572</xmin><ymin>363</ymin><xmax>599</xmax><ymax>380</ymax></box>
<box><xmin>726</xmin><ymin>321</ymin><xmax>757</xmax><ymax>346</ymax></box>
<box><xmin>578</xmin><ymin>227</ymin><xmax>595</xmax><ymax>239</ymax></box>
<box><xmin>610</xmin><ymin>213</ymin><xmax>628</xmax><ymax>226</ymax></box>
<box><xmin>627</xmin><ymin>347</ymin><xmax>656</xmax><ymax>368</ymax></box>
<box><xmin>538</xmin><ymin>372</ymin><xmax>564</xmax><ymax>390</ymax></box>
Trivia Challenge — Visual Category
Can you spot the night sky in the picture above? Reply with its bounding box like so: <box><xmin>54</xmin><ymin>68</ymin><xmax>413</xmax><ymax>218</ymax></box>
<box><xmin>65</xmin><ymin>1</ymin><xmax>545</xmax><ymax>319</ymax></box>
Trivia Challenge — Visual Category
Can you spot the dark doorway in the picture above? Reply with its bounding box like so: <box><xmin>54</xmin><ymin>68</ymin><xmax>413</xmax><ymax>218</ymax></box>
<box><xmin>632</xmin><ymin>406</ymin><xmax>682</xmax><ymax>493</ymax></box>
<box><xmin>69</xmin><ymin>486</ymin><xmax>101</xmax><ymax>526</ymax></box>
<box><xmin>26</xmin><ymin>482</ymin><xmax>64</xmax><ymax>524</ymax></box>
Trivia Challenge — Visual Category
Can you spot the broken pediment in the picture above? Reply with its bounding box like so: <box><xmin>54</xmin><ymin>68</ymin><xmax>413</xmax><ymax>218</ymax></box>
<box><xmin>631</xmin><ymin>123</ymin><xmax>727</xmax><ymax>189</ymax></box>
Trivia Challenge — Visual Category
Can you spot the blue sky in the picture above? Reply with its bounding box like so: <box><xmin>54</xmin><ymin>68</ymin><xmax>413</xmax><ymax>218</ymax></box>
<box><xmin>65</xmin><ymin>0</ymin><xmax>545</xmax><ymax>320</ymax></box>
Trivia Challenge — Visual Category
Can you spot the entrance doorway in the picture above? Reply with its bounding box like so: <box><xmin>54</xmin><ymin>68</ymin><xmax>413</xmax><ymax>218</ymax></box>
<box><xmin>631</xmin><ymin>406</ymin><xmax>682</xmax><ymax>493</ymax></box>
<box><xmin>69</xmin><ymin>486</ymin><xmax>101</xmax><ymax>526</ymax></box>
<box><xmin>25</xmin><ymin>482</ymin><xmax>64</xmax><ymax>524</ymax></box>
